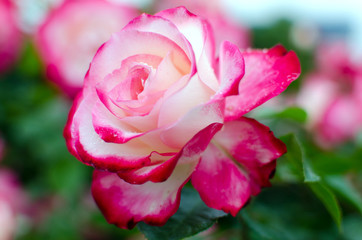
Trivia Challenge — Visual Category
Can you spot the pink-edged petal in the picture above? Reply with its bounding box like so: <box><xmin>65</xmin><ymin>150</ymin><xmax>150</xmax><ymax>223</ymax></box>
<box><xmin>92</xmin><ymin>104</ymin><xmax>180</xmax><ymax>157</ymax></box>
<box><xmin>206</xmin><ymin>12</ymin><xmax>250</xmax><ymax>53</ymax></box>
<box><xmin>117</xmin><ymin>152</ymin><xmax>177</xmax><ymax>184</ymax></box>
<box><xmin>96</xmin><ymin>83</ymin><xmax>128</xmax><ymax>119</ymax></box>
<box><xmin>156</xmin><ymin>7</ymin><xmax>215</xmax><ymax>66</ymax></box>
<box><xmin>160</xmin><ymin>99</ymin><xmax>224</xmax><ymax>149</ymax></box>
<box><xmin>99</xmin><ymin>64</ymin><xmax>159</xmax><ymax>116</ymax></box>
<box><xmin>197</xmin><ymin>43</ymin><xmax>219</xmax><ymax>92</ymax></box>
<box><xmin>156</xmin><ymin>7</ymin><xmax>218</xmax><ymax>91</ymax></box>
<box><xmin>192</xmin><ymin>117</ymin><xmax>286</xmax><ymax>216</ymax></box>
<box><xmin>92</xmin><ymin>100</ymin><xmax>145</xmax><ymax>144</ymax></box>
<box><xmin>214</xmin><ymin>41</ymin><xmax>245</xmax><ymax>98</ymax></box>
<box><xmin>86</xmin><ymin>30</ymin><xmax>191</xmax><ymax>88</ymax></box>
<box><xmin>64</xmin><ymin>92</ymin><xmax>84</xmax><ymax>160</ymax></box>
<box><xmin>120</xmin><ymin>99</ymin><xmax>163</xmax><ymax>133</ymax></box>
<box><xmin>192</xmin><ymin>142</ymin><xmax>251</xmax><ymax>216</ymax></box>
<box><xmin>95</xmin><ymin>65</ymin><xmax>158</xmax><ymax>119</ymax></box>
<box><xmin>140</xmin><ymin>52</ymin><xmax>184</xmax><ymax>96</ymax></box>
<box><xmin>225</xmin><ymin>45</ymin><xmax>301</xmax><ymax>120</ymax></box>
<box><xmin>96</xmin><ymin>53</ymin><xmax>163</xmax><ymax>94</ymax></box>
<box><xmin>92</xmin><ymin>159</ymin><xmax>199</xmax><ymax>229</ymax></box>
<box><xmin>97</xmin><ymin>53</ymin><xmax>184</xmax><ymax>118</ymax></box>
<box><xmin>123</xmin><ymin>13</ymin><xmax>196</xmax><ymax>74</ymax></box>
<box><xmin>118</xmin><ymin>123</ymin><xmax>223</xmax><ymax>184</ymax></box>
<box><xmin>154</xmin><ymin>0</ymin><xmax>250</xmax><ymax>51</ymax></box>
<box><xmin>64</xmin><ymin>90</ymin><xmax>154</xmax><ymax>171</ymax></box>
<box><xmin>158</xmin><ymin>74</ymin><xmax>215</xmax><ymax>128</ymax></box>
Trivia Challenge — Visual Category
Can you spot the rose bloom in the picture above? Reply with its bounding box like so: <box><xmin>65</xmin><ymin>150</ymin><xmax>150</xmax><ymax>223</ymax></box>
<box><xmin>64</xmin><ymin>7</ymin><xmax>300</xmax><ymax>229</ymax></box>
<box><xmin>297</xmin><ymin>42</ymin><xmax>362</xmax><ymax>147</ymax></box>
<box><xmin>35</xmin><ymin>0</ymin><xmax>139</xmax><ymax>97</ymax></box>
<box><xmin>0</xmin><ymin>0</ymin><xmax>22</xmax><ymax>72</ymax></box>
<box><xmin>0</xmin><ymin>169</ymin><xmax>26</xmax><ymax>240</ymax></box>
<box><xmin>155</xmin><ymin>0</ymin><xmax>250</xmax><ymax>51</ymax></box>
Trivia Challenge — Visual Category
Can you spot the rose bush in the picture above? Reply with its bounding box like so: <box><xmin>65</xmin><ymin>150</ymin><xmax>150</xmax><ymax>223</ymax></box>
<box><xmin>35</xmin><ymin>0</ymin><xmax>139</xmax><ymax>97</ymax></box>
<box><xmin>64</xmin><ymin>7</ymin><xmax>300</xmax><ymax>229</ymax></box>
<box><xmin>0</xmin><ymin>0</ymin><xmax>22</xmax><ymax>72</ymax></box>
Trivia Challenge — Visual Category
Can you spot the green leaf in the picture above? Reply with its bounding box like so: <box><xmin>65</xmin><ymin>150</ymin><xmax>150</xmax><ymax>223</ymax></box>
<box><xmin>138</xmin><ymin>187</ymin><xmax>227</xmax><ymax>240</ymax></box>
<box><xmin>303</xmin><ymin>158</ymin><xmax>320</xmax><ymax>183</ymax></box>
<box><xmin>308</xmin><ymin>182</ymin><xmax>343</xmax><ymax>231</ymax></box>
<box><xmin>343</xmin><ymin>215</ymin><xmax>362</xmax><ymax>240</ymax></box>
<box><xmin>275</xmin><ymin>107</ymin><xmax>307</xmax><ymax>123</ymax></box>
<box><xmin>240</xmin><ymin>211</ymin><xmax>294</xmax><ymax>240</ymax></box>
<box><xmin>250</xmin><ymin>106</ymin><xmax>307</xmax><ymax>124</ymax></box>
<box><xmin>325</xmin><ymin>175</ymin><xmax>362</xmax><ymax>215</ymax></box>
<box><xmin>278</xmin><ymin>134</ymin><xmax>342</xmax><ymax>229</ymax></box>
<box><xmin>278</xmin><ymin>134</ymin><xmax>304</xmax><ymax>181</ymax></box>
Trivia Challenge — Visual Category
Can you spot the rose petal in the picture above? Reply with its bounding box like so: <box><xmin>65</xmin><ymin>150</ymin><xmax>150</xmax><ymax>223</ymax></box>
<box><xmin>86</xmin><ymin>30</ymin><xmax>191</xmax><ymax>88</ymax></box>
<box><xmin>140</xmin><ymin>52</ymin><xmax>184</xmax><ymax>96</ymax></box>
<box><xmin>118</xmin><ymin>123</ymin><xmax>223</xmax><ymax>184</ymax></box>
<box><xmin>160</xmin><ymin>99</ymin><xmax>224</xmax><ymax>149</ymax></box>
<box><xmin>158</xmin><ymin>74</ymin><xmax>215</xmax><ymax>128</ymax></box>
<box><xmin>197</xmin><ymin>43</ymin><xmax>219</xmax><ymax>92</ymax></box>
<box><xmin>214</xmin><ymin>41</ymin><xmax>245</xmax><ymax>98</ymax></box>
<box><xmin>64</xmin><ymin>91</ymin><xmax>154</xmax><ymax>171</ymax></box>
<box><xmin>92</xmin><ymin>100</ymin><xmax>145</xmax><ymax>144</ymax></box>
<box><xmin>92</xmin><ymin>160</ymin><xmax>198</xmax><ymax>229</ymax></box>
<box><xmin>96</xmin><ymin>54</ymin><xmax>163</xmax><ymax>95</ymax></box>
<box><xmin>192</xmin><ymin>117</ymin><xmax>286</xmax><ymax>216</ymax></box>
<box><xmin>154</xmin><ymin>0</ymin><xmax>250</xmax><ymax>51</ymax></box>
<box><xmin>156</xmin><ymin>7</ymin><xmax>215</xmax><ymax>68</ymax></box>
<box><xmin>225</xmin><ymin>45</ymin><xmax>301</xmax><ymax>120</ymax></box>
<box><xmin>192</xmin><ymin>143</ymin><xmax>251</xmax><ymax>216</ymax></box>
<box><xmin>123</xmin><ymin>13</ymin><xmax>196</xmax><ymax>74</ymax></box>
<box><xmin>156</xmin><ymin>7</ymin><xmax>218</xmax><ymax>91</ymax></box>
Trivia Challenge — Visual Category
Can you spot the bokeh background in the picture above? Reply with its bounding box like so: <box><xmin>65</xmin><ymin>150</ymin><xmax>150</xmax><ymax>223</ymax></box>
<box><xmin>1</xmin><ymin>0</ymin><xmax>361</xmax><ymax>239</ymax></box>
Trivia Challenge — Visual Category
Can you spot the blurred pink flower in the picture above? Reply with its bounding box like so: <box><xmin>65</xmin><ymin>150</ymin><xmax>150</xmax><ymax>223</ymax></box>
<box><xmin>0</xmin><ymin>0</ymin><xmax>22</xmax><ymax>72</ymax></box>
<box><xmin>155</xmin><ymin>0</ymin><xmax>250</xmax><ymax>51</ymax></box>
<box><xmin>0</xmin><ymin>138</ymin><xmax>4</xmax><ymax>161</ymax></box>
<box><xmin>0</xmin><ymin>169</ymin><xmax>26</xmax><ymax>240</ymax></box>
<box><xmin>35</xmin><ymin>0</ymin><xmax>139</xmax><ymax>97</ymax></box>
<box><xmin>64</xmin><ymin>7</ymin><xmax>300</xmax><ymax>229</ymax></box>
<box><xmin>297</xmin><ymin>42</ymin><xmax>362</xmax><ymax>147</ymax></box>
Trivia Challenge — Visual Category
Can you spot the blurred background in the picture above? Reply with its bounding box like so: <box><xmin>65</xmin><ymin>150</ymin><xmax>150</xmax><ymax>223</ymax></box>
<box><xmin>0</xmin><ymin>0</ymin><xmax>361</xmax><ymax>239</ymax></box>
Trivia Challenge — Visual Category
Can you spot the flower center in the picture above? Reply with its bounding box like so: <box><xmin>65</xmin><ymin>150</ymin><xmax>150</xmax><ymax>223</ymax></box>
<box><xmin>128</xmin><ymin>65</ymin><xmax>150</xmax><ymax>100</ymax></box>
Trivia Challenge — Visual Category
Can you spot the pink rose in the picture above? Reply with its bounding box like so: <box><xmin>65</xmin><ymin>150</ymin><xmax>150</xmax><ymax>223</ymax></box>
<box><xmin>64</xmin><ymin>7</ymin><xmax>300</xmax><ymax>228</ymax></box>
<box><xmin>155</xmin><ymin>0</ymin><xmax>250</xmax><ymax>51</ymax></box>
<box><xmin>0</xmin><ymin>0</ymin><xmax>22</xmax><ymax>72</ymax></box>
<box><xmin>297</xmin><ymin>42</ymin><xmax>362</xmax><ymax>147</ymax></box>
<box><xmin>35</xmin><ymin>0</ymin><xmax>139</xmax><ymax>97</ymax></box>
<box><xmin>0</xmin><ymin>169</ymin><xmax>26</xmax><ymax>240</ymax></box>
